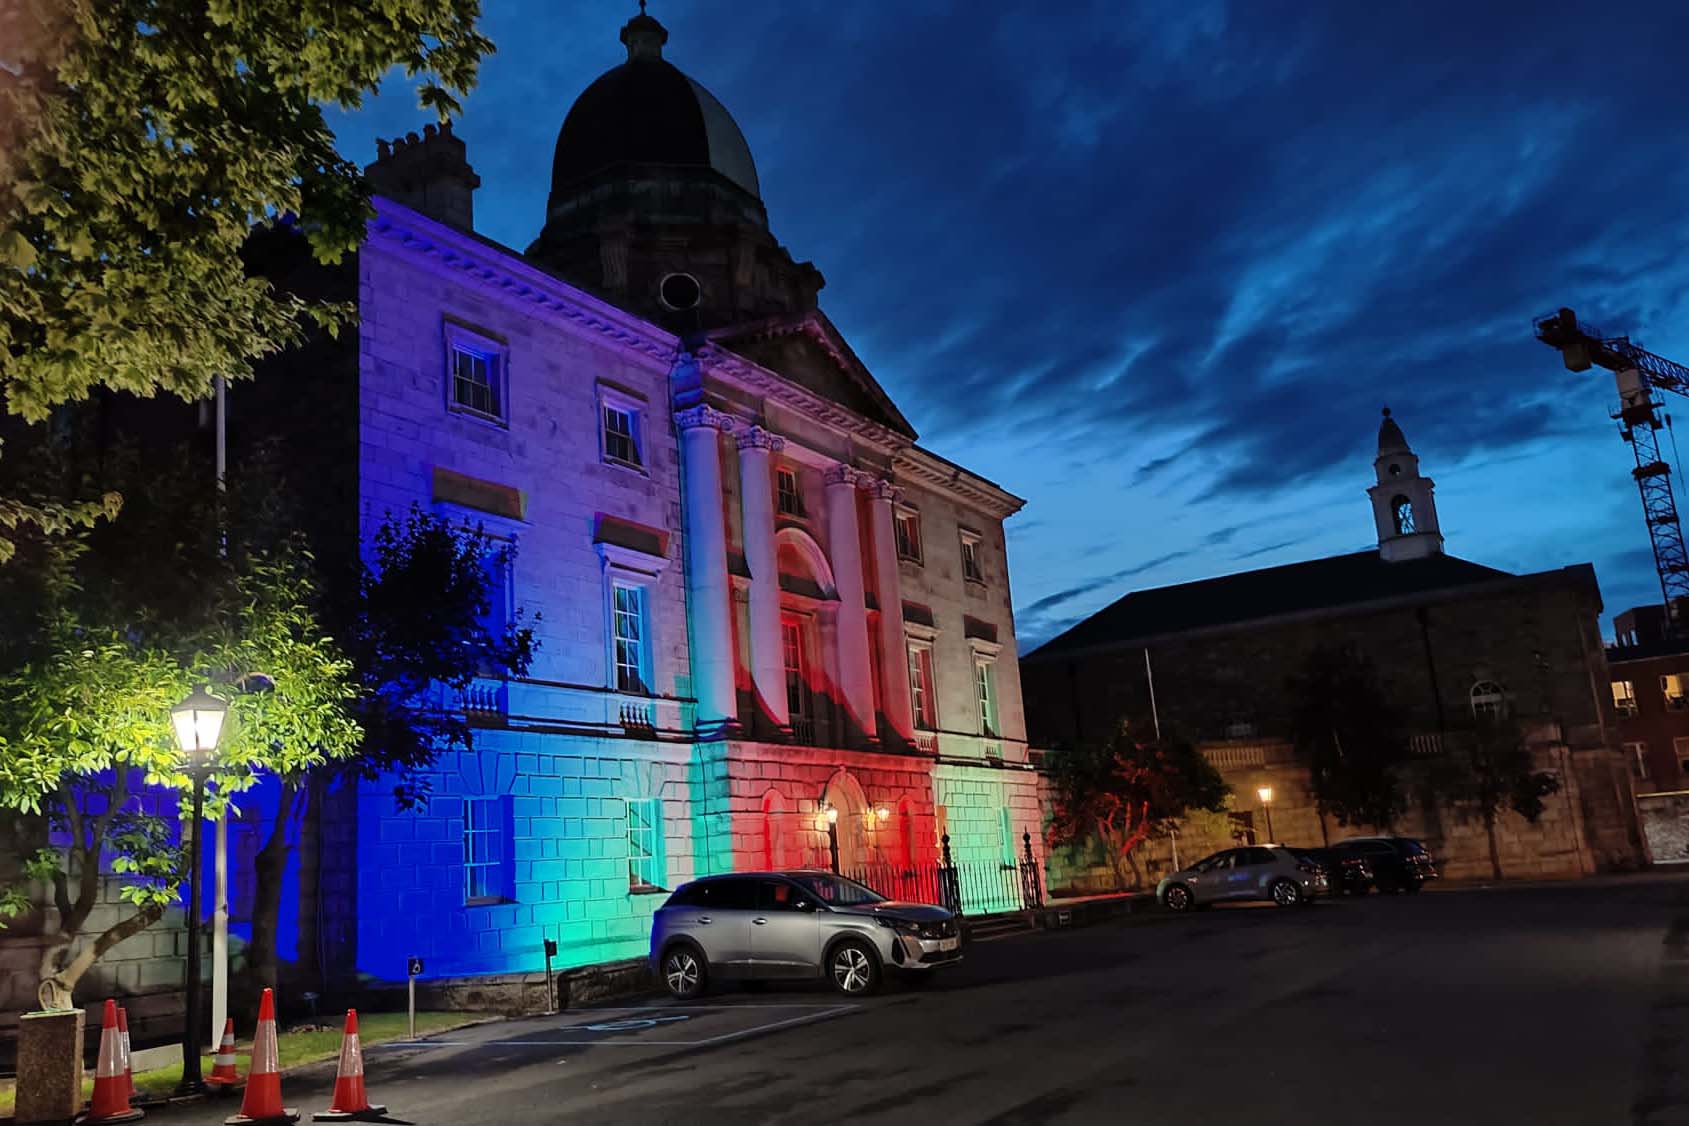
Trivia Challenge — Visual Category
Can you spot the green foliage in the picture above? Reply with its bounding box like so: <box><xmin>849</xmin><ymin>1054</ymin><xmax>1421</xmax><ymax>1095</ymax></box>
<box><xmin>1045</xmin><ymin>723</ymin><xmax>1228</xmax><ymax>889</ymax></box>
<box><xmin>0</xmin><ymin>0</ymin><xmax>493</xmax><ymax>556</ymax></box>
<box><xmin>1289</xmin><ymin>642</ymin><xmax>1411</xmax><ymax>829</ymax></box>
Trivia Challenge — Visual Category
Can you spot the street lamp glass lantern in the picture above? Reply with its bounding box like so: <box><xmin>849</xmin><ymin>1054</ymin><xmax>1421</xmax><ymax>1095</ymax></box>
<box><xmin>824</xmin><ymin>805</ymin><xmax>839</xmax><ymax>825</ymax></box>
<box><xmin>1257</xmin><ymin>786</ymin><xmax>1273</xmax><ymax>804</ymax></box>
<box><xmin>171</xmin><ymin>686</ymin><xmax>228</xmax><ymax>761</ymax></box>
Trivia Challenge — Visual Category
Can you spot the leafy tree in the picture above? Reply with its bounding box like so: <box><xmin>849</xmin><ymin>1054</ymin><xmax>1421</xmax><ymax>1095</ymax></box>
<box><xmin>0</xmin><ymin>0</ymin><xmax>493</xmax><ymax>557</ymax></box>
<box><xmin>1045</xmin><ymin>724</ymin><xmax>1229</xmax><ymax>891</ymax></box>
<box><xmin>242</xmin><ymin>506</ymin><xmax>537</xmax><ymax>992</ymax></box>
<box><xmin>1436</xmin><ymin>717</ymin><xmax>1560</xmax><ymax>880</ymax></box>
<box><xmin>1289</xmin><ymin>643</ymin><xmax>1411</xmax><ymax>831</ymax></box>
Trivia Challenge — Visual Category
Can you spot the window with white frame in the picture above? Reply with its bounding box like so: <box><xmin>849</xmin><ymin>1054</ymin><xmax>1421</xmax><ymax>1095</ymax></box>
<box><xmin>626</xmin><ymin>798</ymin><xmax>665</xmax><ymax>891</ymax></box>
<box><xmin>464</xmin><ymin>797</ymin><xmax>510</xmax><ymax>904</ymax></box>
<box><xmin>446</xmin><ymin>325</ymin><xmax>506</xmax><ymax>422</ymax></box>
<box><xmin>894</xmin><ymin>508</ymin><xmax>923</xmax><ymax>564</ymax></box>
<box><xmin>1665</xmin><ymin>674</ymin><xmax>1688</xmax><ymax>711</ymax></box>
<box><xmin>908</xmin><ymin>643</ymin><xmax>937</xmax><ymax>730</ymax></box>
<box><xmin>776</xmin><ymin>466</ymin><xmax>804</xmax><ymax>518</ymax></box>
<box><xmin>602</xmin><ymin>402</ymin><xmax>642</xmax><ymax>469</ymax></box>
<box><xmin>975</xmin><ymin>657</ymin><xmax>1000</xmax><ymax>738</ymax></box>
<box><xmin>1613</xmin><ymin>679</ymin><xmax>1639</xmax><ymax>717</ymax></box>
<box><xmin>1469</xmin><ymin>680</ymin><xmax>1507</xmax><ymax>721</ymax></box>
<box><xmin>612</xmin><ymin>583</ymin><xmax>648</xmax><ymax>693</ymax></box>
<box><xmin>960</xmin><ymin>532</ymin><xmax>984</xmax><ymax>583</ymax></box>
<box><xmin>1627</xmin><ymin>741</ymin><xmax>1650</xmax><ymax>780</ymax></box>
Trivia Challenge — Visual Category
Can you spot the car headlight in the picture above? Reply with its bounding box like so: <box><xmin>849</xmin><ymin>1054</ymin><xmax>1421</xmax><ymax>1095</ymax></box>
<box><xmin>875</xmin><ymin>917</ymin><xmax>921</xmax><ymax>936</ymax></box>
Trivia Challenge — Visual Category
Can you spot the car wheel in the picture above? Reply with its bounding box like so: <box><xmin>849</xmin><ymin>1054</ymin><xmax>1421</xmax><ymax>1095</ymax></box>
<box><xmin>828</xmin><ymin>939</ymin><xmax>881</xmax><ymax>997</ymax></box>
<box><xmin>1163</xmin><ymin>883</ymin><xmax>1195</xmax><ymax>912</ymax></box>
<box><xmin>661</xmin><ymin>943</ymin><xmax>708</xmax><ymax>1000</ymax></box>
<box><xmin>1269</xmin><ymin>879</ymin><xmax>1302</xmax><ymax>908</ymax></box>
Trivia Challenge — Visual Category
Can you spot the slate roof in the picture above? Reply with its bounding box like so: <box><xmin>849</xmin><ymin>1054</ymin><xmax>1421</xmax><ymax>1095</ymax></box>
<box><xmin>1026</xmin><ymin>550</ymin><xmax>1516</xmax><ymax>660</ymax></box>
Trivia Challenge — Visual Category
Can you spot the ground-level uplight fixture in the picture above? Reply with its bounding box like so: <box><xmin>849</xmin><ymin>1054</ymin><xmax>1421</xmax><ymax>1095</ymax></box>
<box><xmin>1257</xmin><ymin>785</ymin><xmax>1275</xmax><ymax>844</ymax></box>
<box><xmin>171</xmin><ymin>685</ymin><xmax>228</xmax><ymax>1096</ymax></box>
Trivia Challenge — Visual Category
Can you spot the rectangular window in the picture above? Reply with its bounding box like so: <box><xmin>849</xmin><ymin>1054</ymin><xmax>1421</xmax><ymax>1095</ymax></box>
<box><xmin>975</xmin><ymin>658</ymin><xmax>999</xmax><ymax>738</ymax></box>
<box><xmin>960</xmin><ymin>532</ymin><xmax>984</xmax><ymax>583</ymax></box>
<box><xmin>613</xmin><ymin>583</ymin><xmax>647</xmax><ymax>693</ymax></box>
<box><xmin>783</xmin><ymin>617</ymin><xmax>813</xmax><ymax>743</ymax></box>
<box><xmin>603</xmin><ymin>404</ymin><xmax>642</xmax><ymax>469</ymax></box>
<box><xmin>1613</xmin><ymin>680</ymin><xmax>1639</xmax><ymax>717</ymax></box>
<box><xmin>464</xmin><ymin>797</ymin><xmax>509</xmax><ymax>905</ymax></box>
<box><xmin>1665</xmin><ymin>674</ymin><xmax>1688</xmax><ymax>711</ymax></box>
<box><xmin>908</xmin><ymin>644</ymin><xmax>936</xmax><ymax>730</ymax></box>
<box><xmin>894</xmin><ymin>509</ymin><xmax>923</xmax><ymax>564</ymax></box>
<box><xmin>776</xmin><ymin>467</ymin><xmax>804</xmax><ymax>517</ymax></box>
<box><xmin>627</xmin><ymin>798</ymin><xmax>665</xmax><ymax>891</ymax></box>
<box><xmin>450</xmin><ymin>343</ymin><xmax>502</xmax><ymax>420</ymax></box>
<box><xmin>1627</xmin><ymin>742</ymin><xmax>1651</xmax><ymax>780</ymax></box>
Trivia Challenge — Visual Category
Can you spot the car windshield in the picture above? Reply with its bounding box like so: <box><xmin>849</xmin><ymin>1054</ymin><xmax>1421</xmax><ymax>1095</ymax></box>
<box><xmin>787</xmin><ymin>873</ymin><xmax>886</xmax><ymax>906</ymax></box>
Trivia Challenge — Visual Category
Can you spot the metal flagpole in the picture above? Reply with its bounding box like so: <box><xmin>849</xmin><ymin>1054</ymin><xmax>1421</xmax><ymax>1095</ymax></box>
<box><xmin>210</xmin><ymin>374</ymin><xmax>229</xmax><ymax>1051</ymax></box>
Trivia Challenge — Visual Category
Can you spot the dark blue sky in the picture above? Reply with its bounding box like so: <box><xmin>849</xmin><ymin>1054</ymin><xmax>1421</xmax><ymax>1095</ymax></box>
<box><xmin>330</xmin><ymin>1</ymin><xmax>1689</xmax><ymax>650</ymax></box>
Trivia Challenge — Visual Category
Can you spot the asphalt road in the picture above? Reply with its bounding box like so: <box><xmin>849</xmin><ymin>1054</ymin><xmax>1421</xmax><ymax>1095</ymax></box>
<box><xmin>157</xmin><ymin>872</ymin><xmax>1689</xmax><ymax>1125</ymax></box>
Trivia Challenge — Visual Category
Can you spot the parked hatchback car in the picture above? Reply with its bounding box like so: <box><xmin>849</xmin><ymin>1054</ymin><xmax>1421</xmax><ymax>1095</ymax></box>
<box><xmin>1156</xmin><ymin>845</ymin><xmax>1329</xmax><ymax>911</ymax></box>
<box><xmin>1333</xmin><ymin>836</ymin><xmax>1439</xmax><ymax>893</ymax></box>
<box><xmin>1291</xmin><ymin>846</ymin><xmax>1374</xmax><ymax>896</ymax></box>
<box><xmin>650</xmin><ymin>870</ymin><xmax>962</xmax><ymax>999</ymax></box>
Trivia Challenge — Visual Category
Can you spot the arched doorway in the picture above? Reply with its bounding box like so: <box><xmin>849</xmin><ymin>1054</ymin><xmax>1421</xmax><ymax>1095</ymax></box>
<box><xmin>821</xmin><ymin>770</ymin><xmax>870</xmax><ymax>873</ymax></box>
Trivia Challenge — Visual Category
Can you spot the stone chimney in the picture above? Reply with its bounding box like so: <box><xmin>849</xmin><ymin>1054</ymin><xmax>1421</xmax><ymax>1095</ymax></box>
<box><xmin>365</xmin><ymin>121</ymin><xmax>481</xmax><ymax>231</ymax></box>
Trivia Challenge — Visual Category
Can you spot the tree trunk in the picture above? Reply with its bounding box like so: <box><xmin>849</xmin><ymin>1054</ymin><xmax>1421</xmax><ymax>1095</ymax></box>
<box><xmin>1483</xmin><ymin>807</ymin><xmax>1503</xmax><ymax>881</ymax></box>
<box><xmin>37</xmin><ymin>903</ymin><xmax>167</xmax><ymax>1010</ymax></box>
<box><xmin>247</xmin><ymin>780</ymin><xmax>297</xmax><ymax>996</ymax></box>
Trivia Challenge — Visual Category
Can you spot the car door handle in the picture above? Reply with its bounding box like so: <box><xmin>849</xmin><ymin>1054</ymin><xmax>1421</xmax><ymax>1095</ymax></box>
<box><xmin>698</xmin><ymin>916</ymin><xmax>712</xmax><ymax>924</ymax></box>
<box><xmin>752</xmin><ymin>917</ymin><xmax>768</xmax><ymax>925</ymax></box>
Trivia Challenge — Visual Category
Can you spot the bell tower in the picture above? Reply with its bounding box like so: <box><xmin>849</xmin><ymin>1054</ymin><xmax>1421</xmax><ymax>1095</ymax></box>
<box><xmin>1368</xmin><ymin>407</ymin><xmax>1444</xmax><ymax>562</ymax></box>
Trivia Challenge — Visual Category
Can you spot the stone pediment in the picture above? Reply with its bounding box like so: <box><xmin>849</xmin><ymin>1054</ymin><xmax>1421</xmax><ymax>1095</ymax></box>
<box><xmin>709</xmin><ymin>310</ymin><xmax>916</xmax><ymax>439</ymax></box>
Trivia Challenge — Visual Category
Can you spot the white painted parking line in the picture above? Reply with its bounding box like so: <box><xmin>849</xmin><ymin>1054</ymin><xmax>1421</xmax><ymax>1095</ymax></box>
<box><xmin>487</xmin><ymin>1004</ymin><xmax>858</xmax><ymax>1047</ymax></box>
<box><xmin>373</xmin><ymin>1002</ymin><xmax>860</xmax><ymax>1050</ymax></box>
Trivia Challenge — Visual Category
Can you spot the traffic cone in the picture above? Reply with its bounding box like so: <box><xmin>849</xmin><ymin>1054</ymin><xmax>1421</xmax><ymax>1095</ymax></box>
<box><xmin>225</xmin><ymin>989</ymin><xmax>297</xmax><ymax>1125</ymax></box>
<box><xmin>85</xmin><ymin>998</ymin><xmax>144</xmax><ymax>1123</ymax></box>
<box><xmin>207</xmin><ymin>1017</ymin><xmax>242</xmax><ymax>1088</ymax></box>
<box><xmin>311</xmin><ymin>1010</ymin><xmax>387</xmax><ymax>1122</ymax></box>
<box><xmin>117</xmin><ymin>1005</ymin><xmax>134</xmax><ymax>1101</ymax></box>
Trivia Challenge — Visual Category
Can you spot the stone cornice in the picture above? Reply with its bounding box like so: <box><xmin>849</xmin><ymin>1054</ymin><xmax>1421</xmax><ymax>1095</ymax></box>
<box><xmin>365</xmin><ymin>197</ymin><xmax>679</xmax><ymax>369</ymax></box>
<box><xmin>893</xmin><ymin>447</ymin><xmax>1026</xmax><ymax>521</ymax></box>
<box><xmin>674</xmin><ymin>404</ymin><xmax>739</xmax><ymax>433</ymax></box>
<box><xmin>694</xmin><ymin>342</ymin><xmax>908</xmax><ymax>455</ymax></box>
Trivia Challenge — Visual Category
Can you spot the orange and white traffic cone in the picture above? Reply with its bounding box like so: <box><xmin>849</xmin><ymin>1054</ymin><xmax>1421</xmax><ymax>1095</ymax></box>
<box><xmin>206</xmin><ymin>1017</ymin><xmax>242</xmax><ymax>1089</ymax></box>
<box><xmin>311</xmin><ymin>1010</ymin><xmax>387</xmax><ymax>1122</ymax></box>
<box><xmin>117</xmin><ymin>1005</ymin><xmax>134</xmax><ymax>1101</ymax></box>
<box><xmin>225</xmin><ymin>989</ymin><xmax>298</xmax><ymax>1125</ymax></box>
<box><xmin>85</xmin><ymin>998</ymin><xmax>144</xmax><ymax>1123</ymax></box>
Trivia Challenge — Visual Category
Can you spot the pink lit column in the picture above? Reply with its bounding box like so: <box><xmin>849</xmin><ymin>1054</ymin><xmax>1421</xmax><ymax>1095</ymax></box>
<box><xmin>868</xmin><ymin>478</ymin><xmax>915</xmax><ymax>742</ymax></box>
<box><xmin>824</xmin><ymin>465</ymin><xmax>877</xmax><ymax>743</ymax></box>
<box><xmin>736</xmin><ymin>426</ymin><xmax>789</xmax><ymax>733</ymax></box>
<box><xmin>676</xmin><ymin>405</ymin><xmax>739</xmax><ymax>735</ymax></box>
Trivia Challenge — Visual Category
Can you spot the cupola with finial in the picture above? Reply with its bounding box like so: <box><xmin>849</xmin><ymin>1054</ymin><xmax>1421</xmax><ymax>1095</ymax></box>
<box><xmin>1368</xmin><ymin>407</ymin><xmax>1445</xmax><ymax>561</ymax></box>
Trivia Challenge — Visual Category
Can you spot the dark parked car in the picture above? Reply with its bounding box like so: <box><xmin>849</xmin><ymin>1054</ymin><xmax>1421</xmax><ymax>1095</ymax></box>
<box><xmin>1291</xmin><ymin>847</ymin><xmax>1374</xmax><ymax>896</ymax></box>
<box><xmin>1334</xmin><ymin>836</ymin><xmax>1438</xmax><ymax>892</ymax></box>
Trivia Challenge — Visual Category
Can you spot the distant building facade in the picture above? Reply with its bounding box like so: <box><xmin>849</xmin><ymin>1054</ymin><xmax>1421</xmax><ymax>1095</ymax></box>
<box><xmin>1607</xmin><ymin>605</ymin><xmax>1689</xmax><ymax>864</ymax></box>
<box><xmin>1022</xmin><ymin>410</ymin><xmax>1645</xmax><ymax>886</ymax></box>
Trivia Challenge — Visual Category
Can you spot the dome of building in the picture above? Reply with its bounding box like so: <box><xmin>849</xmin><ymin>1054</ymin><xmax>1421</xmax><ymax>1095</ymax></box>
<box><xmin>549</xmin><ymin>9</ymin><xmax>760</xmax><ymax>201</ymax></box>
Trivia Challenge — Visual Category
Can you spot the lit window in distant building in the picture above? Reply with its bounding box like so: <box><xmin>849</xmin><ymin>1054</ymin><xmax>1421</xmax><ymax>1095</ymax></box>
<box><xmin>776</xmin><ymin>466</ymin><xmax>804</xmax><ymax>517</ymax></box>
<box><xmin>894</xmin><ymin>508</ymin><xmax>923</xmax><ymax>564</ymax></box>
<box><xmin>960</xmin><ymin>532</ymin><xmax>984</xmax><ymax>583</ymax></box>
<box><xmin>627</xmin><ymin>798</ymin><xmax>665</xmax><ymax>891</ymax></box>
<box><xmin>1627</xmin><ymin>742</ymin><xmax>1651</xmax><ymax>781</ymax></box>
<box><xmin>1664</xmin><ymin>674</ymin><xmax>1688</xmax><ymax>712</ymax></box>
<box><xmin>908</xmin><ymin>644</ymin><xmax>937</xmax><ymax>730</ymax></box>
<box><xmin>1675</xmin><ymin>737</ymin><xmax>1689</xmax><ymax>779</ymax></box>
<box><xmin>1391</xmin><ymin>495</ymin><xmax>1415</xmax><ymax>535</ymax></box>
<box><xmin>1612</xmin><ymin>680</ymin><xmax>1639</xmax><ymax>718</ymax></box>
<box><xmin>464</xmin><ymin>797</ymin><xmax>510</xmax><ymax>904</ymax></box>
<box><xmin>1470</xmin><ymin>680</ymin><xmax>1508</xmax><ymax>721</ymax></box>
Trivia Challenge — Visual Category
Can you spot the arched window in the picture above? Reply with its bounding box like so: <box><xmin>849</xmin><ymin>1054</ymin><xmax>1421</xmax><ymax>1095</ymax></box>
<box><xmin>1391</xmin><ymin>495</ymin><xmax>1416</xmax><ymax>535</ymax></box>
<box><xmin>1470</xmin><ymin>680</ymin><xmax>1508</xmax><ymax>721</ymax></box>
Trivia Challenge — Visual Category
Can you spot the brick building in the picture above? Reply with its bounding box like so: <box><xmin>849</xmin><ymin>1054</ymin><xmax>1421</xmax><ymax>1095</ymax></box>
<box><xmin>1022</xmin><ymin>409</ymin><xmax>1644</xmax><ymax>884</ymax></box>
<box><xmin>1607</xmin><ymin>605</ymin><xmax>1689</xmax><ymax>864</ymax></box>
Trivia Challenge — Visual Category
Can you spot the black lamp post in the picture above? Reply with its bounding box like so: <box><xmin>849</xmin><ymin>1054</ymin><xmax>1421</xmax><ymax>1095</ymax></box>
<box><xmin>1257</xmin><ymin>785</ymin><xmax>1276</xmax><ymax>844</ymax></box>
<box><xmin>171</xmin><ymin>686</ymin><xmax>227</xmax><ymax>1096</ymax></box>
<box><xmin>823</xmin><ymin>805</ymin><xmax>840</xmax><ymax>873</ymax></box>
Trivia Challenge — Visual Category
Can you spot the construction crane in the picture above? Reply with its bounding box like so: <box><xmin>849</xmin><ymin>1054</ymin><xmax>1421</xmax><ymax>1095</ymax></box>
<box><xmin>1535</xmin><ymin>307</ymin><xmax>1689</xmax><ymax>626</ymax></box>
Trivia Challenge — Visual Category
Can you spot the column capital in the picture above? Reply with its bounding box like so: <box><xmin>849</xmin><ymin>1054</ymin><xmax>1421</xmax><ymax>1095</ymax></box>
<box><xmin>674</xmin><ymin>405</ymin><xmax>739</xmax><ymax>433</ymax></box>
<box><xmin>823</xmin><ymin>464</ymin><xmax>871</xmax><ymax>489</ymax></box>
<box><xmin>735</xmin><ymin>425</ymin><xmax>786</xmax><ymax>453</ymax></box>
<box><xmin>867</xmin><ymin>477</ymin><xmax>902</xmax><ymax>503</ymax></box>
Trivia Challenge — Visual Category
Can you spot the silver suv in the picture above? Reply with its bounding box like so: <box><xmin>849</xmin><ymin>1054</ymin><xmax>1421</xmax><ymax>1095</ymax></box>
<box><xmin>649</xmin><ymin>870</ymin><xmax>962</xmax><ymax>998</ymax></box>
<box><xmin>1156</xmin><ymin>845</ymin><xmax>1328</xmax><ymax>911</ymax></box>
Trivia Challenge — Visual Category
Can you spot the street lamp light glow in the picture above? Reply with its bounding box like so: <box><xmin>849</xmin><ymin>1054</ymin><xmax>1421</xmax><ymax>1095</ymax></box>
<box><xmin>1257</xmin><ymin>786</ymin><xmax>1274</xmax><ymax>805</ymax></box>
<box><xmin>171</xmin><ymin>686</ymin><xmax>228</xmax><ymax>761</ymax></box>
<box><xmin>875</xmin><ymin>806</ymin><xmax>890</xmax><ymax>823</ymax></box>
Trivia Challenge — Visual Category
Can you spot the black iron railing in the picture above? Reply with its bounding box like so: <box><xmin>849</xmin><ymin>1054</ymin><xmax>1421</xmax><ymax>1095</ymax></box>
<box><xmin>843</xmin><ymin>832</ymin><xmax>1042</xmax><ymax>916</ymax></box>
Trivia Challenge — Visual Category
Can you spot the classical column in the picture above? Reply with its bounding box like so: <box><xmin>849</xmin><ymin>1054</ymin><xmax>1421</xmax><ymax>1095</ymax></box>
<box><xmin>736</xmin><ymin>426</ymin><xmax>789</xmax><ymax>734</ymax></box>
<box><xmin>824</xmin><ymin>465</ymin><xmax>877</xmax><ymax>743</ymax></box>
<box><xmin>676</xmin><ymin>404</ymin><xmax>738</xmax><ymax>735</ymax></box>
<box><xmin>868</xmin><ymin>478</ymin><xmax>915</xmax><ymax>743</ymax></box>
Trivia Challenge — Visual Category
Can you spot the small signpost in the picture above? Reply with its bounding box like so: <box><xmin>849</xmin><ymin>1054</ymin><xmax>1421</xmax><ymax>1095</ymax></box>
<box><xmin>406</xmin><ymin>956</ymin><xmax>423</xmax><ymax>1041</ymax></box>
<box><xmin>543</xmin><ymin>938</ymin><xmax>559</xmax><ymax>1015</ymax></box>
